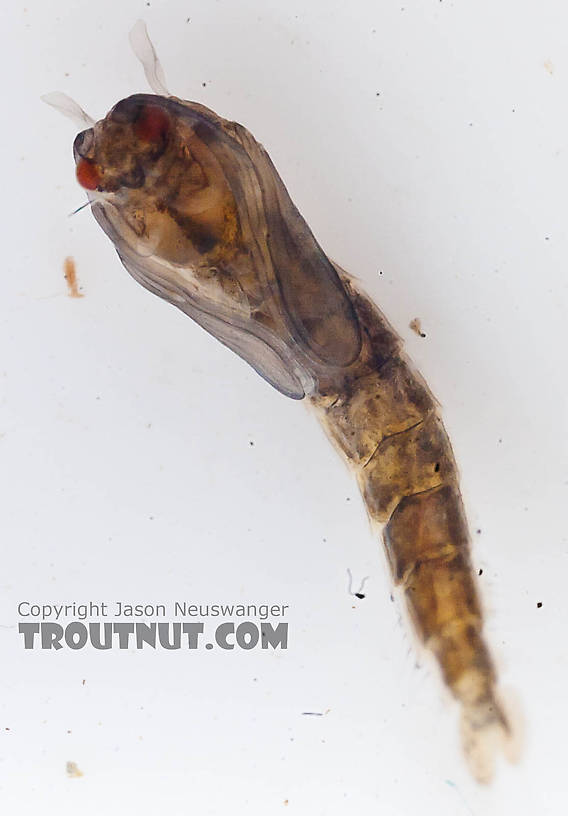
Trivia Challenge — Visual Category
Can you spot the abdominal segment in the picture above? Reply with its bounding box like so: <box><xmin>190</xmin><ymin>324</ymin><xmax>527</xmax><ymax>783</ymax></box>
<box><xmin>311</xmin><ymin>275</ymin><xmax>509</xmax><ymax>781</ymax></box>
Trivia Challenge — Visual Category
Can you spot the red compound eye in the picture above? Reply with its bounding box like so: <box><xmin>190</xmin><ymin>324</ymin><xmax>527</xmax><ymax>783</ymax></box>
<box><xmin>76</xmin><ymin>158</ymin><xmax>101</xmax><ymax>190</ymax></box>
<box><xmin>133</xmin><ymin>105</ymin><xmax>170</xmax><ymax>143</ymax></box>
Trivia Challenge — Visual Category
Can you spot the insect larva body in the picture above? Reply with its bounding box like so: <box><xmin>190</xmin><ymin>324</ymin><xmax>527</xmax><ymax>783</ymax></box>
<box><xmin>311</xmin><ymin>276</ymin><xmax>509</xmax><ymax>781</ymax></box>
<box><xmin>45</xmin><ymin>22</ymin><xmax>514</xmax><ymax>782</ymax></box>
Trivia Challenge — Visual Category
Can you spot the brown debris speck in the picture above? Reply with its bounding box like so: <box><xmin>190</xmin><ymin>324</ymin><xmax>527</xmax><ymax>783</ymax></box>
<box><xmin>66</xmin><ymin>761</ymin><xmax>83</xmax><ymax>778</ymax></box>
<box><xmin>409</xmin><ymin>318</ymin><xmax>426</xmax><ymax>338</ymax></box>
<box><xmin>544</xmin><ymin>60</ymin><xmax>554</xmax><ymax>75</ymax></box>
<box><xmin>64</xmin><ymin>257</ymin><xmax>84</xmax><ymax>298</ymax></box>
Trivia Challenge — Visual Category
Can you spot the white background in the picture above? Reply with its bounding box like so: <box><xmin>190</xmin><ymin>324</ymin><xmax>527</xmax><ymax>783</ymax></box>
<box><xmin>1</xmin><ymin>1</ymin><xmax>567</xmax><ymax>813</ymax></box>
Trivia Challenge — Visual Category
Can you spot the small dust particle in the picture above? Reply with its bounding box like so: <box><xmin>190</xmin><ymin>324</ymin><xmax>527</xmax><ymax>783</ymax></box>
<box><xmin>476</xmin><ymin>529</ymin><xmax>482</xmax><ymax>535</ymax></box>
<box><xmin>409</xmin><ymin>318</ymin><xmax>426</xmax><ymax>338</ymax></box>
<box><xmin>537</xmin><ymin>602</ymin><xmax>542</xmax><ymax>608</ymax></box>
<box><xmin>82</xmin><ymin>679</ymin><xmax>86</xmax><ymax>686</ymax></box>
<box><xmin>63</xmin><ymin>257</ymin><xmax>84</xmax><ymax>298</ymax></box>
<box><xmin>66</xmin><ymin>761</ymin><xmax>83</xmax><ymax>778</ymax></box>
<box><xmin>478</xmin><ymin>568</ymin><xmax>483</xmax><ymax>576</ymax></box>
<box><xmin>202</xmin><ymin>82</ymin><xmax>207</xmax><ymax>88</ymax></box>
<box><xmin>354</xmin><ymin>592</ymin><xmax>365</xmax><ymax>599</ymax></box>
<box><xmin>249</xmin><ymin>440</ymin><xmax>254</xmax><ymax>446</ymax></box>
<box><xmin>544</xmin><ymin>60</ymin><xmax>554</xmax><ymax>75</ymax></box>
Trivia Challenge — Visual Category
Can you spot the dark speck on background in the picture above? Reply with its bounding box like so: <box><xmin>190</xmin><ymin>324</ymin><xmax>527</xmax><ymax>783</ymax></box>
<box><xmin>537</xmin><ymin>602</ymin><xmax>542</xmax><ymax>608</ymax></box>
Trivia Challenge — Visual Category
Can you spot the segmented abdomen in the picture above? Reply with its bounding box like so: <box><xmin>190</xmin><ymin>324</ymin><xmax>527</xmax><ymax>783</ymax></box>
<box><xmin>310</xmin><ymin>274</ymin><xmax>509</xmax><ymax>781</ymax></box>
